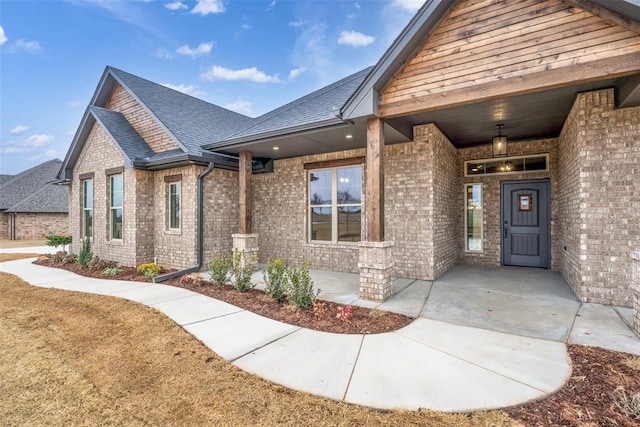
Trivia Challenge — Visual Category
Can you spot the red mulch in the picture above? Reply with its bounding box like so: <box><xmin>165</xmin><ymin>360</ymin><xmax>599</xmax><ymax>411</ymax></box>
<box><xmin>32</xmin><ymin>257</ymin><xmax>412</xmax><ymax>334</ymax></box>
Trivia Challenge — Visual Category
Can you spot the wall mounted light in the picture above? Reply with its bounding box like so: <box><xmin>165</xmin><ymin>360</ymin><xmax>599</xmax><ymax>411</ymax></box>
<box><xmin>492</xmin><ymin>124</ymin><xmax>507</xmax><ymax>157</ymax></box>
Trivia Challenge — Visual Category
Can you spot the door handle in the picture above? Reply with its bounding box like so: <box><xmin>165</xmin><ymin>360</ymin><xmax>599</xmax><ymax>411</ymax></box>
<box><xmin>504</xmin><ymin>226</ymin><xmax>508</xmax><ymax>239</ymax></box>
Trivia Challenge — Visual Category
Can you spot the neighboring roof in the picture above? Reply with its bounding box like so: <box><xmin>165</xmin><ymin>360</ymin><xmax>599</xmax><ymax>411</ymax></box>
<box><xmin>206</xmin><ymin>67</ymin><xmax>373</xmax><ymax>149</ymax></box>
<box><xmin>108</xmin><ymin>67</ymin><xmax>254</xmax><ymax>155</ymax></box>
<box><xmin>0</xmin><ymin>174</ymin><xmax>14</xmax><ymax>185</ymax></box>
<box><xmin>0</xmin><ymin>159</ymin><xmax>68</xmax><ymax>213</ymax></box>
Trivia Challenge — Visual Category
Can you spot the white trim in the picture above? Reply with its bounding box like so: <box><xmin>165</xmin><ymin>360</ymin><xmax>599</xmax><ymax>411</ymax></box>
<box><xmin>464</xmin><ymin>183</ymin><xmax>483</xmax><ymax>253</ymax></box>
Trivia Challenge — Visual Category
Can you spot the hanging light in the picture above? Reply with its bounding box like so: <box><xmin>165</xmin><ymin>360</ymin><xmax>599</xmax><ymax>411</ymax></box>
<box><xmin>492</xmin><ymin>124</ymin><xmax>507</xmax><ymax>157</ymax></box>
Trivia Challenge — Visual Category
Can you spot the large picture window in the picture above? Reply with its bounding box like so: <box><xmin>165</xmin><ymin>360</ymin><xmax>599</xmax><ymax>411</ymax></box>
<box><xmin>309</xmin><ymin>166</ymin><xmax>362</xmax><ymax>243</ymax></box>
<box><xmin>465</xmin><ymin>183</ymin><xmax>482</xmax><ymax>252</ymax></box>
<box><xmin>110</xmin><ymin>173</ymin><xmax>123</xmax><ymax>240</ymax></box>
<box><xmin>167</xmin><ymin>181</ymin><xmax>181</xmax><ymax>230</ymax></box>
<box><xmin>82</xmin><ymin>178</ymin><xmax>93</xmax><ymax>238</ymax></box>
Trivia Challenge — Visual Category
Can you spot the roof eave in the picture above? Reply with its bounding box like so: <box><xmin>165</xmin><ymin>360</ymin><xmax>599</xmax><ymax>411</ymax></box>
<box><xmin>132</xmin><ymin>153</ymin><xmax>239</xmax><ymax>171</ymax></box>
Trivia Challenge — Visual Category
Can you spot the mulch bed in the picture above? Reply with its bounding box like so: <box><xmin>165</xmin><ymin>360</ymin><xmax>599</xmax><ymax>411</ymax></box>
<box><xmin>32</xmin><ymin>257</ymin><xmax>413</xmax><ymax>334</ymax></box>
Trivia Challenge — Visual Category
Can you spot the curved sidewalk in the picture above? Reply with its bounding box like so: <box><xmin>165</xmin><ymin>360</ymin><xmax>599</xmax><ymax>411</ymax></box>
<box><xmin>0</xmin><ymin>258</ymin><xmax>571</xmax><ymax>412</ymax></box>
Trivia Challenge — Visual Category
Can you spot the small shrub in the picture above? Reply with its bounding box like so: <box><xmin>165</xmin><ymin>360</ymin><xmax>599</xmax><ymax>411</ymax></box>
<box><xmin>264</xmin><ymin>258</ymin><xmax>289</xmax><ymax>302</ymax></box>
<box><xmin>51</xmin><ymin>251</ymin><xmax>66</xmax><ymax>263</ymax></box>
<box><xmin>286</xmin><ymin>262</ymin><xmax>320</xmax><ymax>308</ymax></box>
<box><xmin>87</xmin><ymin>256</ymin><xmax>118</xmax><ymax>270</ymax></box>
<box><xmin>336</xmin><ymin>304</ymin><xmax>354</xmax><ymax>322</ymax></box>
<box><xmin>312</xmin><ymin>301</ymin><xmax>329</xmax><ymax>319</ymax></box>
<box><xmin>231</xmin><ymin>249</ymin><xmax>256</xmax><ymax>292</ymax></box>
<box><xmin>209</xmin><ymin>253</ymin><xmax>232</xmax><ymax>285</ymax></box>
<box><xmin>614</xmin><ymin>386</ymin><xmax>640</xmax><ymax>420</ymax></box>
<box><xmin>180</xmin><ymin>273</ymin><xmax>204</xmax><ymax>286</ymax></box>
<box><xmin>61</xmin><ymin>253</ymin><xmax>77</xmax><ymax>264</ymax></box>
<box><xmin>624</xmin><ymin>357</ymin><xmax>640</xmax><ymax>371</ymax></box>
<box><xmin>45</xmin><ymin>235</ymin><xmax>72</xmax><ymax>253</ymax></box>
<box><xmin>137</xmin><ymin>262</ymin><xmax>161</xmax><ymax>277</ymax></box>
<box><xmin>77</xmin><ymin>237</ymin><xmax>93</xmax><ymax>266</ymax></box>
<box><xmin>102</xmin><ymin>267</ymin><xmax>122</xmax><ymax>276</ymax></box>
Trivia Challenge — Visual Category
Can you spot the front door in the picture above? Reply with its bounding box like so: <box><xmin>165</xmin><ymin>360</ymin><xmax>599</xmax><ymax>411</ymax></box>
<box><xmin>501</xmin><ymin>180</ymin><xmax>550</xmax><ymax>268</ymax></box>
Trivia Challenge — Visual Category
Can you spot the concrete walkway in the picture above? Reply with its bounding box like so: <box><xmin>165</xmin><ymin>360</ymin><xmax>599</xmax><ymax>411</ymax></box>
<box><xmin>1</xmin><ymin>258</ymin><xmax>573</xmax><ymax>411</ymax></box>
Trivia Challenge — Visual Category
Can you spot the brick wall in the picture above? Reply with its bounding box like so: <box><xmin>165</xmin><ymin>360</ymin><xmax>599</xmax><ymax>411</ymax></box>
<box><xmin>106</xmin><ymin>83</ymin><xmax>179</xmax><ymax>153</ymax></box>
<box><xmin>12</xmin><ymin>213</ymin><xmax>68</xmax><ymax>239</ymax></box>
<box><xmin>203</xmin><ymin>167</ymin><xmax>239</xmax><ymax>265</ymax></box>
<box><xmin>0</xmin><ymin>213</ymin><xmax>8</xmax><ymax>239</ymax></box>
<box><xmin>459</xmin><ymin>139</ymin><xmax>558</xmax><ymax>269</ymax></box>
<box><xmin>558</xmin><ymin>89</ymin><xmax>640</xmax><ymax>306</ymax></box>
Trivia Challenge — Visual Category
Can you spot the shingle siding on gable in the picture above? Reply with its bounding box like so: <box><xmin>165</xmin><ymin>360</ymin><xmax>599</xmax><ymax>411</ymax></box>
<box><xmin>106</xmin><ymin>83</ymin><xmax>179</xmax><ymax>154</ymax></box>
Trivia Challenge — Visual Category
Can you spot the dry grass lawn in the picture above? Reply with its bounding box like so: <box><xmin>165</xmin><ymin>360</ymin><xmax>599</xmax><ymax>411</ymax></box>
<box><xmin>0</xmin><ymin>260</ymin><xmax>514</xmax><ymax>426</ymax></box>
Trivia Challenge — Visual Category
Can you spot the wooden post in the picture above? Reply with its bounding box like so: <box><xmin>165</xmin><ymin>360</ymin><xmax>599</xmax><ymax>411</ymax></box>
<box><xmin>366</xmin><ymin>117</ymin><xmax>384</xmax><ymax>242</ymax></box>
<box><xmin>239</xmin><ymin>150</ymin><xmax>252</xmax><ymax>234</ymax></box>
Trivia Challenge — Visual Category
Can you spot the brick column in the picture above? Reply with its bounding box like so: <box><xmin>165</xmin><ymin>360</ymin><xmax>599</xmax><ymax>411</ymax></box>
<box><xmin>631</xmin><ymin>251</ymin><xmax>640</xmax><ymax>336</ymax></box>
<box><xmin>232</xmin><ymin>233</ymin><xmax>259</xmax><ymax>270</ymax></box>
<box><xmin>359</xmin><ymin>241</ymin><xmax>395</xmax><ymax>301</ymax></box>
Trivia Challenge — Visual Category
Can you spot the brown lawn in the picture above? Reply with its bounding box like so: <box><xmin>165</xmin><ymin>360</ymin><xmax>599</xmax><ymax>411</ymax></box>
<box><xmin>0</xmin><ymin>239</ymin><xmax>48</xmax><ymax>249</ymax></box>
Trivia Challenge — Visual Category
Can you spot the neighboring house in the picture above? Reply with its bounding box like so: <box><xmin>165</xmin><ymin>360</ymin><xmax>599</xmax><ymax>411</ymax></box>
<box><xmin>0</xmin><ymin>159</ymin><xmax>69</xmax><ymax>240</ymax></box>
<box><xmin>58</xmin><ymin>0</ymin><xmax>640</xmax><ymax>308</ymax></box>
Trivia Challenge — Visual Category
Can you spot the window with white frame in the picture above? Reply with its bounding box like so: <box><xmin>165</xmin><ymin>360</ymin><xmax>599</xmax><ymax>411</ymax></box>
<box><xmin>82</xmin><ymin>178</ymin><xmax>93</xmax><ymax>238</ymax></box>
<box><xmin>465</xmin><ymin>183</ymin><xmax>482</xmax><ymax>252</ymax></box>
<box><xmin>309</xmin><ymin>166</ymin><xmax>362</xmax><ymax>243</ymax></box>
<box><xmin>109</xmin><ymin>173</ymin><xmax>123</xmax><ymax>240</ymax></box>
<box><xmin>167</xmin><ymin>181</ymin><xmax>181</xmax><ymax>230</ymax></box>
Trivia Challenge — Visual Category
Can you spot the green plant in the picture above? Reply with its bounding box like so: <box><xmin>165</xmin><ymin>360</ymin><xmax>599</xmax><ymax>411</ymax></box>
<box><xmin>77</xmin><ymin>237</ymin><xmax>93</xmax><ymax>266</ymax></box>
<box><xmin>263</xmin><ymin>258</ymin><xmax>289</xmax><ymax>302</ymax></box>
<box><xmin>286</xmin><ymin>262</ymin><xmax>320</xmax><ymax>308</ymax></box>
<box><xmin>87</xmin><ymin>256</ymin><xmax>118</xmax><ymax>270</ymax></box>
<box><xmin>209</xmin><ymin>253</ymin><xmax>231</xmax><ymax>285</ymax></box>
<box><xmin>231</xmin><ymin>249</ymin><xmax>256</xmax><ymax>292</ymax></box>
<box><xmin>137</xmin><ymin>262</ymin><xmax>161</xmax><ymax>277</ymax></box>
<box><xmin>102</xmin><ymin>267</ymin><xmax>122</xmax><ymax>276</ymax></box>
<box><xmin>45</xmin><ymin>235</ymin><xmax>72</xmax><ymax>253</ymax></box>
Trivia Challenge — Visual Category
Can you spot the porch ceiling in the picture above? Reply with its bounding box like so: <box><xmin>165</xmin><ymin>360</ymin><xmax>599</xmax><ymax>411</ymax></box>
<box><xmin>385</xmin><ymin>76</ymin><xmax>624</xmax><ymax>148</ymax></box>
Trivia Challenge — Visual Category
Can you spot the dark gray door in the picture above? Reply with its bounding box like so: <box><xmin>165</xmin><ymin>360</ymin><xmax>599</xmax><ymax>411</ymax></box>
<box><xmin>501</xmin><ymin>180</ymin><xmax>550</xmax><ymax>268</ymax></box>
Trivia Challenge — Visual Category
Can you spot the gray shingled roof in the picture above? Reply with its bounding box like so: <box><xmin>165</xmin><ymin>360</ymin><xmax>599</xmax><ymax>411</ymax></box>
<box><xmin>91</xmin><ymin>106</ymin><xmax>155</xmax><ymax>161</ymax></box>
<box><xmin>208</xmin><ymin>67</ymin><xmax>372</xmax><ymax>148</ymax></box>
<box><xmin>109</xmin><ymin>67</ymin><xmax>254</xmax><ymax>156</ymax></box>
<box><xmin>0</xmin><ymin>159</ymin><xmax>68</xmax><ymax>213</ymax></box>
<box><xmin>0</xmin><ymin>174</ymin><xmax>14</xmax><ymax>185</ymax></box>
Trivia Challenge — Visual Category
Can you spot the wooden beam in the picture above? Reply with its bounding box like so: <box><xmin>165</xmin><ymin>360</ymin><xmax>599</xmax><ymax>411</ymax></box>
<box><xmin>365</xmin><ymin>118</ymin><xmax>385</xmax><ymax>242</ymax></box>
<box><xmin>303</xmin><ymin>156</ymin><xmax>365</xmax><ymax>170</ymax></box>
<box><xmin>239</xmin><ymin>150</ymin><xmax>252</xmax><ymax>234</ymax></box>
<box><xmin>379</xmin><ymin>52</ymin><xmax>640</xmax><ymax>118</ymax></box>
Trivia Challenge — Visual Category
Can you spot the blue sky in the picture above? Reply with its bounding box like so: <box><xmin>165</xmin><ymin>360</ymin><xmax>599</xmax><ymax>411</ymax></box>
<box><xmin>0</xmin><ymin>0</ymin><xmax>422</xmax><ymax>175</ymax></box>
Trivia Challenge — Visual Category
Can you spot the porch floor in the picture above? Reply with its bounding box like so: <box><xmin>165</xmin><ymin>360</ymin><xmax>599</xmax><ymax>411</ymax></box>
<box><xmin>251</xmin><ymin>264</ymin><xmax>640</xmax><ymax>355</ymax></box>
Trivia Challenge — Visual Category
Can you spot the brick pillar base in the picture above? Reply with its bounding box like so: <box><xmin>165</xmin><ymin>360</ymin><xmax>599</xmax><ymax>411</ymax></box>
<box><xmin>232</xmin><ymin>234</ymin><xmax>259</xmax><ymax>269</ymax></box>
<box><xmin>631</xmin><ymin>251</ymin><xmax>640</xmax><ymax>337</ymax></box>
<box><xmin>358</xmin><ymin>241</ymin><xmax>395</xmax><ymax>302</ymax></box>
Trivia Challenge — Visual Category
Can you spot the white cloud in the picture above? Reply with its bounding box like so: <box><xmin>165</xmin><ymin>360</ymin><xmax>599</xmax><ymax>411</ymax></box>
<box><xmin>0</xmin><ymin>26</ymin><xmax>7</xmax><ymax>46</ymax></box>
<box><xmin>235</xmin><ymin>23</ymin><xmax>252</xmax><ymax>37</ymax></box>
<box><xmin>161</xmin><ymin>83</ymin><xmax>204</xmax><ymax>97</ymax></box>
<box><xmin>67</xmin><ymin>100</ymin><xmax>81</xmax><ymax>108</ymax></box>
<box><xmin>176</xmin><ymin>41</ymin><xmax>213</xmax><ymax>58</ymax></box>
<box><xmin>153</xmin><ymin>47</ymin><xmax>173</xmax><ymax>59</ymax></box>
<box><xmin>392</xmin><ymin>0</ymin><xmax>425</xmax><ymax>11</ymax></box>
<box><xmin>192</xmin><ymin>0</ymin><xmax>225</xmax><ymax>15</ymax></box>
<box><xmin>266</xmin><ymin>0</ymin><xmax>276</xmax><ymax>11</ymax></box>
<box><xmin>164</xmin><ymin>1</ymin><xmax>187</xmax><ymax>10</ymax></box>
<box><xmin>288</xmin><ymin>67</ymin><xmax>306</xmax><ymax>80</ymax></box>
<box><xmin>201</xmin><ymin>65</ymin><xmax>281</xmax><ymax>83</ymax></box>
<box><xmin>337</xmin><ymin>30</ymin><xmax>375</xmax><ymax>47</ymax></box>
<box><xmin>15</xmin><ymin>39</ymin><xmax>42</xmax><ymax>52</ymax></box>
<box><xmin>25</xmin><ymin>134</ymin><xmax>54</xmax><ymax>147</ymax></box>
<box><xmin>27</xmin><ymin>149</ymin><xmax>59</xmax><ymax>163</ymax></box>
<box><xmin>289</xmin><ymin>20</ymin><xmax>306</xmax><ymax>28</ymax></box>
<box><xmin>224</xmin><ymin>99</ymin><xmax>252</xmax><ymax>115</ymax></box>
<box><xmin>10</xmin><ymin>125</ymin><xmax>29</xmax><ymax>135</ymax></box>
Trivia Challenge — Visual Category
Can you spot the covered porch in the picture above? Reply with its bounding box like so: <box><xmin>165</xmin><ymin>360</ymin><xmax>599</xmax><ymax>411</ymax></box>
<box><xmin>249</xmin><ymin>264</ymin><xmax>639</xmax><ymax>354</ymax></box>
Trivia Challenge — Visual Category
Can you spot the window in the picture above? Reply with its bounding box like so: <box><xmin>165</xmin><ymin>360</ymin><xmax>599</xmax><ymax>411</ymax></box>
<box><xmin>109</xmin><ymin>174</ymin><xmax>123</xmax><ymax>240</ymax></box>
<box><xmin>465</xmin><ymin>154</ymin><xmax>548</xmax><ymax>176</ymax></box>
<box><xmin>82</xmin><ymin>179</ymin><xmax>93</xmax><ymax>238</ymax></box>
<box><xmin>167</xmin><ymin>181</ymin><xmax>180</xmax><ymax>230</ymax></box>
<box><xmin>309</xmin><ymin>166</ymin><xmax>362</xmax><ymax>243</ymax></box>
<box><xmin>465</xmin><ymin>183</ymin><xmax>483</xmax><ymax>252</ymax></box>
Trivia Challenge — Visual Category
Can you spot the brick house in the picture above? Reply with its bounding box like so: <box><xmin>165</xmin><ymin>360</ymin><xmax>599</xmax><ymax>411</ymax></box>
<box><xmin>1</xmin><ymin>159</ymin><xmax>69</xmax><ymax>240</ymax></box>
<box><xmin>58</xmin><ymin>0</ymin><xmax>640</xmax><ymax>307</ymax></box>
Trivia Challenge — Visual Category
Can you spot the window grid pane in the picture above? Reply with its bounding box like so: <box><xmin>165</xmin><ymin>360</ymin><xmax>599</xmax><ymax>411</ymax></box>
<box><xmin>465</xmin><ymin>183</ymin><xmax>482</xmax><ymax>252</ymax></box>
<box><xmin>82</xmin><ymin>179</ymin><xmax>93</xmax><ymax>238</ymax></box>
<box><xmin>110</xmin><ymin>174</ymin><xmax>123</xmax><ymax>240</ymax></box>
<box><xmin>168</xmin><ymin>182</ymin><xmax>180</xmax><ymax>229</ymax></box>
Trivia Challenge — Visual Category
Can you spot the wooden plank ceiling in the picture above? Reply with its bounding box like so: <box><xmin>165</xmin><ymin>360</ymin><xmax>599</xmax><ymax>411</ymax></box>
<box><xmin>379</xmin><ymin>0</ymin><xmax>640</xmax><ymax>118</ymax></box>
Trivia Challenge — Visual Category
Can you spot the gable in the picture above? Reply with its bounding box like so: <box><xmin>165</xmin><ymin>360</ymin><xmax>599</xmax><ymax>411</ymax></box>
<box><xmin>106</xmin><ymin>82</ymin><xmax>180</xmax><ymax>153</ymax></box>
<box><xmin>75</xmin><ymin>122</ymin><xmax>125</xmax><ymax>176</ymax></box>
<box><xmin>380</xmin><ymin>0</ymin><xmax>640</xmax><ymax>117</ymax></box>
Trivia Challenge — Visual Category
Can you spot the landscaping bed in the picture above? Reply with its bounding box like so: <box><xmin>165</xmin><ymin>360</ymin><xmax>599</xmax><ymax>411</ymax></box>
<box><xmin>33</xmin><ymin>256</ymin><xmax>412</xmax><ymax>334</ymax></box>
